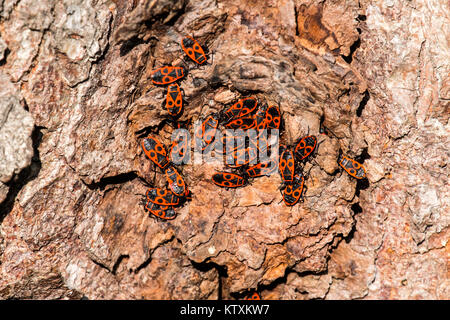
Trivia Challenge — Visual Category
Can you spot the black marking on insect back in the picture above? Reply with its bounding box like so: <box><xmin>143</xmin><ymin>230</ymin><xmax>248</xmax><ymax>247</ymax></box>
<box><xmin>338</xmin><ymin>153</ymin><xmax>366</xmax><ymax>180</ymax></box>
<box><xmin>242</xmin><ymin>97</ymin><xmax>257</xmax><ymax>110</ymax></box>
<box><xmin>170</xmin><ymin>91</ymin><xmax>179</xmax><ymax>101</ymax></box>
<box><xmin>225</xmin><ymin>117</ymin><xmax>255</xmax><ymax>130</ymax></box>
<box><xmin>283</xmin><ymin>173</ymin><xmax>305</xmax><ymax>206</ymax></box>
<box><xmin>152</xmin><ymin>66</ymin><xmax>185</xmax><ymax>85</ymax></box>
<box><xmin>283</xmin><ymin>191</ymin><xmax>297</xmax><ymax>205</ymax></box>
<box><xmin>341</xmin><ymin>157</ymin><xmax>354</xmax><ymax>171</ymax></box>
<box><xmin>265</xmin><ymin>105</ymin><xmax>281</xmax><ymax>129</ymax></box>
<box><xmin>145</xmin><ymin>201</ymin><xmax>176</xmax><ymax>220</ymax></box>
<box><xmin>212</xmin><ymin>172</ymin><xmax>245</xmax><ymax>188</ymax></box>
<box><xmin>147</xmin><ymin>188</ymin><xmax>180</xmax><ymax>206</ymax></box>
<box><xmin>194</xmin><ymin>51</ymin><xmax>206</xmax><ymax>63</ymax></box>
<box><xmin>165</xmin><ymin>166</ymin><xmax>186</xmax><ymax>196</ymax></box>
<box><xmin>143</xmin><ymin>138</ymin><xmax>154</xmax><ymax>151</ymax></box>
<box><xmin>222</xmin><ymin>100</ymin><xmax>244</xmax><ymax>123</ymax></box>
<box><xmin>171</xmin><ymin>183</ymin><xmax>184</xmax><ymax>196</ymax></box>
<box><xmin>183</xmin><ymin>37</ymin><xmax>195</xmax><ymax>47</ymax></box>
<box><xmin>280</xmin><ymin>149</ymin><xmax>295</xmax><ymax>182</ymax></box>
<box><xmin>295</xmin><ymin>135</ymin><xmax>317</xmax><ymax>161</ymax></box>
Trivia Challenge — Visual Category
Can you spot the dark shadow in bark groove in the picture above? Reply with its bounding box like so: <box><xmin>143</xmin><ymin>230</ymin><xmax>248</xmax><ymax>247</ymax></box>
<box><xmin>143</xmin><ymin>0</ymin><xmax>187</xmax><ymax>29</ymax></box>
<box><xmin>0</xmin><ymin>48</ymin><xmax>10</xmax><ymax>66</ymax></box>
<box><xmin>112</xmin><ymin>254</ymin><xmax>130</xmax><ymax>275</ymax></box>
<box><xmin>84</xmin><ymin>172</ymin><xmax>138</xmax><ymax>191</ymax></box>
<box><xmin>356</xmin><ymin>90</ymin><xmax>370</xmax><ymax>117</ymax></box>
<box><xmin>342</xmin><ymin>37</ymin><xmax>361</xmax><ymax>64</ymax></box>
<box><xmin>356</xmin><ymin>147</ymin><xmax>371</xmax><ymax>164</ymax></box>
<box><xmin>135</xmin><ymin>117</ymin><xmax>177</xmax><ymax>138</ymax></box>
<box><xmin>230</xmin><ymin>267</ymin><xmax>294</xmax><ymax>300</ymax></box>
<box><xmin>191</xmin><ymin>260</ymin><xmax>228</xmax><ymax>300</ymax></box>
<box><xmin>344</xmin><ymin>203</ymin><xmax>363</xmax><ymax>244</ymax></box>
<box><xmin>120</xmin><ymin>36</ymin><xmax>145</xmax><ymax>56</ymax></box>
<box><xmin>0</xmin><ymin>125</ymin><xmax>44</xmax><ymax>224</ymax></box>
<box><xmin>351</xmin><ymin>202</ymin><xmax>363</xmax><ymax>215</ymax></box>
<box><xmin>355</xmin><ymin>178</ymin><xmax>369</xmax><ymax>198</ymax></box>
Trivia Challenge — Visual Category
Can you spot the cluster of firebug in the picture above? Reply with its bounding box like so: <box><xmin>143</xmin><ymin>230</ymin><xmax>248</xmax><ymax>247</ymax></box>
<box><xmin>141</xmin><ymin>135</ymin><xmax>191</xmax><ymax>220</ymax></box>
<box><xmin>203</xmin><ymin>95</ymin><xmax>317</xmax><ymax>207</ymax></box>
<box><xmin>209</xmin><ymin>102</ymin><xmax>367</xmax><ymax>207</ymax></box>
<box><xmin>140</xmin><ymin>34</ymin><xmax>368</xmax><ymax>301</ymax></box>
<box><xmin>142</xmin><ymin>35</ymin><xmax>367</xmax><ymax>214</ymax></box>
<box><xmin>141</xmin><ymin>36</ymin><xmax>208</xmax><ymax>219</ymax></box>
<box><xmin>278</xmin><ymin>129</ymin><xmax>367</xmax><ymax>206</ymax></box>
<box><xmin>208</xmin><ymin>97</ymin><xmax>281</xmax><ymax>189</ymax></box>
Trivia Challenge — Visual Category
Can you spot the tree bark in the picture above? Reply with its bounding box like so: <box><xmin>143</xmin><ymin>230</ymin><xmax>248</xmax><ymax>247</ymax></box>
<box><xmin>0</xmin><ymin>0</ymin><xmax>448</xmax><ymax>299</ymax></box>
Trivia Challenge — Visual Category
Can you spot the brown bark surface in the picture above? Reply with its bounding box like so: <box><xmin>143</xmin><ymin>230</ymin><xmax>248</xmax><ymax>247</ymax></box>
<box><xmin>0</xmin><ymin>0</ymin><xmax>448</xmax><ymax>299</ymax></box>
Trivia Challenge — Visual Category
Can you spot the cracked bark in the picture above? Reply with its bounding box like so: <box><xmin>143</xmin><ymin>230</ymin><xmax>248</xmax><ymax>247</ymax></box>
<box><xmin>0</xmin><ymin>0</ymin><xmax>448</xmax><ymax>300</ymax></box>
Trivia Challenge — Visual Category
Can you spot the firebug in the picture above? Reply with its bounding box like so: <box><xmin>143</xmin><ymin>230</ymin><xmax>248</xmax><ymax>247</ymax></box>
<box><xmin>165</xmin><ymin>165</ymin><xmax>187</xmax><ymax>197</ymax></box>
<box><xmin>151</xmin><ymin>66</ymin><xmax>185</xmax><ymax>85</ymax></box>
<box><xmin>212</xmin><ymin>172</ymin><xmax>246</xmax><ymax>188</ymax></box>
<box><xmin>165</xmin><ymin>83</ymin><xmax>183</xmax><ymax>117</ymax></box>
<box><xmin>283</xmin><ymin>173</ymin><xmax>305</xmax><ymax>206</ymax></box>
<box><xmin>146</xmin><ymin>188</ymin><xmax>180</xmax><ymax>206</ymax></box>
<box><xmin>279</xmin><ymin>148</ymin><xmax>295</xmax><ymax>182</ymax></box>
<box><xmin>338</xmin><ymin>152</ymin><xmax>366</xmax><ymax>179</ymax></box>
<box><xmin>142</xmin><ymin>136</ymin><xmax>170</xmax><ymax>169</ymax></box>
<box><xmin>181</xmin><ymin>36</ymin><xmax>207</xmax><ymax>65</ymax></box>
<box><xmin>145</xmin><ymin>201</ymin><xmax>176</xmax><ymax>220</ymax></box>
<box><xmin>294</xmin><ymin>135</ymin><xmax>317</xmax><ymax>161</ymax></box>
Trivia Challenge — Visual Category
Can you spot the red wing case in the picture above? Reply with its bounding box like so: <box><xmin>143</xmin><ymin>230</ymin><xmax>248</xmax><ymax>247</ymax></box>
<box><xmin>181</xmin><ymin>36</ymin><xmax>207</xmax><ymax>65</ymax></box>
<box><xmin>151</xmin><ymin>66</ymin><xmax>185</xmax><ymax>85</ymax></box>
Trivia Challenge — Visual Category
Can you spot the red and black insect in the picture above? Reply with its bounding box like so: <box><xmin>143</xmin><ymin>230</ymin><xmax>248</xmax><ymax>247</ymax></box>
<box><xmin>251</xmin><ymin>129</ymin><xmax>279</xmax><ymax>159</ymax></box>
<box><xmin>146</xmin><ymin>188</ymin><xmax>180</xmax><ymax>206</ymax></box>
<box><xmin>338</xmin><ymin>153</ymin><xmax>366</xmax><ymax>179</ymax></box>
<box><xmin>254</xmin><ymin>104</ymin><xmax>268</xmax><ymax>131</ymax></box>
<box><xmin>165</xmin><ymin>83</ymin><xmax>183</xmax><ymax>117</ymax></box>
<box><xmin>151</xmin><ymin>66</ymin><xmax>185</xmax><ymax>85</ymax></box>
<box><xmin>213</xmin><ymin>133</ymin><xmax>227</xmax><ymax>156</ymax></box>
<box><xmin>283</xmin><ymin>173</ymin><xmax>305</xmax><ymax>206</ymax></box>
<box><xmin>217</xmin><ymin>131</ymin><xmax>245</xmax><ymax>156</ymax></box>
<box><xmin>225</xmin><ymin>142</ymin><xmax>258</xmax><ymax>168</ymax></box>
<box><xmin>221</xmin><ymin>97</ymin><xmax>258</xmax><ymax>124</ymax></box>
<box><xmin>142</xmin><ymin>136</ymin><xmax>170</xmax><ymax>169</ymax></box>
<box><xmin>169</xmin><ymin>133</ymin><xmax>190</xmax><ymax>165</ymax></box>
<box><xmin>246</xmin><ymin>158</ymin><xmax>278</xmax><ymax>178</ymax></box>
<box><xmin>165</xmin><ymin>165</ymin><xmax>187</xmax><ymax>197</ymax></box>
<box><xmin>181</xmin><ymin>36</ymin><xmax>207</xmax><ymax>65</ymax></box>
<box><xmin>212</xmin><ymin>171</ymin><xmax>246</xmax><ymax>188</ymax></box>
<box><xmin>225</xmin><ymin>116</ymin><xmax>256</xmax><ymax>130</ymax></box>
<box><xmin>294</xmin><ymin>135</ymin><xmax>317</xmax><ymax>161</ymax></box>
<box><xmin>279</xmin><ymin>147</ymin><xmax>295</xmax><ymax>182</ymax></box>
<box><xmin>236</xmin><ymin>97</ymin><xmax>258</xmax><ymax>118</ymax></box>
<box><xmin>244</xmin><ymin>292</ymin><xmax>261</xmax><ymax>300</ymax></box>
<box><xmin>264</xmin><ymin>105</ymin><xmax>281</xmax><ymax>129</ymax></box>
<box><xmin>145</xmin><ymin>201</ymin><xmax>176</xmax><ymax>220</ymax></box>
<box><xmin>195</xmin><ymin>114</ymin><xmax>219</xmax><ymax>151</ymax></box>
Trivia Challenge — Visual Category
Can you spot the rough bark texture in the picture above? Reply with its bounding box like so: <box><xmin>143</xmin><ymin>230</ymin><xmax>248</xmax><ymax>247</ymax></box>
<box><xmin>0</xmin><ymin>0</ymin><xmax>448</xmax><ymax>299</ymax></box>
